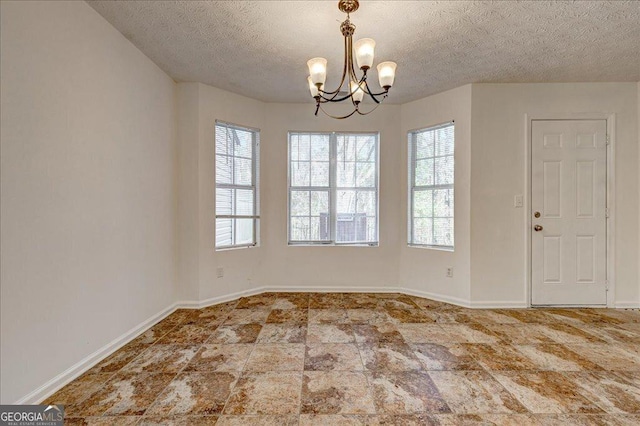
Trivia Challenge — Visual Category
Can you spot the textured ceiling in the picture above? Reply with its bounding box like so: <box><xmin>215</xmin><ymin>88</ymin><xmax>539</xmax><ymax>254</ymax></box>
<box><xmin>87</xmin><ymin>1</ymin><xmax>640</xmax><ymax>104</ymax></box>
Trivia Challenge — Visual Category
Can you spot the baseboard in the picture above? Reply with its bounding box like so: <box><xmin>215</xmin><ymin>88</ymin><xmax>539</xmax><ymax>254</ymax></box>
<box><xmin>176</xmin><ymin>287</ymin><xmax>265</xmax><ymax>309</ymax></box>
<box><xmin>185</xmin><ymin>286</ymin><xmax>530</xmax><ymax>310</ymax></box>
<box><xmin>398</xmin><ymin>287</ymin><xmax>472</xmax><ymax>308</ymax></box>
<box><xmin>469</xmin><ymin>301</ymin><xmax>529</xmax><ymax>309</ymax></box>
<box><xmin>614</xmin><ymin>301</ymin><xmax>640</xmax><ymax>309</ymax></box>
<box><xmin>263</xmin><ymin>285</ymin><xmax>399</xmax><ymax>294</ymax></box>
<box><xmin>16</xmin><ymin>302</ymin><xmax>178</xmax><ymax>405</ymax></box>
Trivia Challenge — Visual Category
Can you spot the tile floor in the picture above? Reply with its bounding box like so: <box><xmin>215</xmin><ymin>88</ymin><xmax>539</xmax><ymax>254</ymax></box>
<box><xmin>46</xmin><ymin>293</ymin><xmax>640</xmax><ymax>425</ymax></box>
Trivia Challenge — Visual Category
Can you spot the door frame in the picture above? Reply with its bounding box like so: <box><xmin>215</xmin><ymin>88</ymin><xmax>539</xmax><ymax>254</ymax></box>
<box><xmin>524</xmin><ymin>113</ymin><xmax>616</xmax><ymax>308</ymax></box>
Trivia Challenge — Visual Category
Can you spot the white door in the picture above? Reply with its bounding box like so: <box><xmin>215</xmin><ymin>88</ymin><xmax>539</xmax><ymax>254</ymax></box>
<box><xmin>531</xmin><ymin>120</ymin><xmax>607</xmax><ymax>306</ymax></box>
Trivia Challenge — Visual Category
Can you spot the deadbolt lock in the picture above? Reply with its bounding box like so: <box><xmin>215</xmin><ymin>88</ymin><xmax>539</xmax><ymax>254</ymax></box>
<box><xmin>534</xmin><ymin>212</ymin><xmax>541</xmax><ymax>218</ymax></box>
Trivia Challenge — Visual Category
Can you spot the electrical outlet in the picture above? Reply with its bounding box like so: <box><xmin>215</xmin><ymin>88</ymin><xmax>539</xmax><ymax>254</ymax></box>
<box><xmin>446</xmin><ymin>267</ymin><xmax>454</xmax><ymax>278</ymax></box>
<box><xmin>216</xmin><ymin>267</ymin><xmax>224</xmax><ymax>278</ymax></box>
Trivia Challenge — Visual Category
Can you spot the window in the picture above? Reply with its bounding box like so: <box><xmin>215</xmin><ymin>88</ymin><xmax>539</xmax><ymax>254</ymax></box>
<box><xmin>408</xmin><ymin>122</ymin><xmax>454</xmax><ymax>249</ymax></box>
<box><xmin>215</xmin><ymin>121</ymin><xmax>259</xmax><ymax>249</ymax></box>
<box><xmin>288</xmin><ymin>132</ymin><xmax>378</xmax><ymax>245</ymax></box>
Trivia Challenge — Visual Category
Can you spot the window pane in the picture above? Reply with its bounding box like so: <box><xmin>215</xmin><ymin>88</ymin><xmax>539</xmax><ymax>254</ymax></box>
<box><xmin>433</xmin><ymin>218</ymin><xmax>453</xmax><ymax>246</ymax></box>
<box><xmin>234</xmin><ymin>157</ymin><xmax>252</xmax><ymax>185</ymax></box>
<box><xmin>356</xmin><ymin>137</ymin><xmax>376</xmax><ymax>161</ymax></box>
<box><xmin>310</xmin><ymin>191</ymin><xmax>329</xmax><ymax>216</ymax></box>
<box><xmin>337</xmin><ymin>190</ymin><xmax>356</xmax><ymax>214</ymax></box>
<box><xmin>216</xmin><ymin>127</ymin><xmax>229</xmax><ymax>156</ymax></box>
<box><xmin>216</xmin><ymin>188</ymin><xmax>233</xmax><ymax>215</ymax></box>
<box><xmin>413</xmin><ymin>189</ymin><xmax>433</xmax><ymax>218</ymax></box>
<box><xmin>290</xmin><ymin>217</ymin><xmax>310</xmax><ymax>241</ymax></box>
<box><xmin>356</xmin><ymin>162</ymin><xmax>375</xmax><ymax>187</ymax></box>
<box><xmin>311</xmin><ymin>161</ymin><xmax>329</xmax><ymax>187</ymax></box>
<box><xmin>291</xmin><ymin>190</ymin><xmax>310</xmax><ymax>216</ymax></box>
<box><xmin>415</xmin><ymin>159</ymin><xmax>434</xmax><ymax>186</ymax></box>
<box><xmin>236</xmin><ymin>189</ymin><xmax>254</xmax><ymax>216</ymax></box>
<box><xmin>233</xmin><ymin>129</ymin><xmax>253</xmax><ymax>158</ymax></box>
<box><xmin>337</xmin><ymin>161</ymin><xmax>355</xmax><ymax>187</ymax></box>
<box><xmin>235</xmin><ymin>218</ymin><xmax>254</xmax><ymax>245</ymax></box>
<box><xmin>297</xmin><ymin>134</ymin><xmax>311</xmax><ymax>161</ymax></box>
<box><xmin>435</xmin><ymin>156</ymin><xmax>453</xmax><ymax>185</ymax></box>
<box><xmin>356</xmin><ymin>191</ymin><xmax>376</xmax><ymax>215</ymax></box>
<box><xmin>433</xmin><ymin>188</ymin><xmax>453</xmax><ymax>218</ymax></box>
<box><xmin>290</xmin><ymin>134</ymin><xmax>300</xmax><ymax>161</ymax></box>
<box><xmin>289</xmin><ymin>132</ymin><xmax>378</xmax><ymax>245</ymax></box>
<box><xmin>416</xmin><ymin>131</ymin><xmax>434</xmax><ymax>159</ymax></box>
<box><xmin>291</xmin><ymin>161</ymin><xmax>310</xmax><ymax>187</ymax></box>
<box><xmin>337</xmin><ymin>135</ymin><xmax>357</xmax><ymax>161</ymax></box>
<box><xmin>336</xmin><ymin>190</ymin><xmax>373</xmax><ymax>243</ymax></box>
<box><xmin>413</xmin><ymin>218</ymin><xmax>433</xmax><ymax>245</ymax></box>
<box><xmin>216</xmin><ymin>218</ymin><xmax>233</xmax><ymax>247</ymax></box>
<box><xmin>216</xmin><ymin>155</ymin><xmax>232</xmax><ymax>185</ymax></box>
<box><xmin>436</xmin><ymin>127</ymin><xmax>454</xmax><ymax>156</ymax></box>
<box><xmin>215</xmin><ymin>122</ymin><xmax>259</xmax><ymax>249</ymax></box>
<box><xmin>311</xmin><ymin>135</ymin><xmax>330</xmax><ymax>161</ymax></box>
<box><xmin>409</xmin><ymin>123</ymin><xmax>454</xmax><ymax>248</ymax></box>
<box><xmin>309</xmin><ymin>216</ymin><xmax>323</xmax><ymax>240</ymax></box>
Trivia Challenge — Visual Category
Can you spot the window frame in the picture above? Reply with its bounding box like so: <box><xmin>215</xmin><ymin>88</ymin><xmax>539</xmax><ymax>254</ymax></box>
<box><xmin>408</xmin><ymin>121</ymin><xmax>455</xmax><ymax>250</ymax></box>
<box><xmin>287</xmin><ymin>131</ymin><xmax>380</xmax><ymax>247</ymax></box>
<box><xmin>215</xmin><ymin>120</ymin><xmax>260</xmax><ymax>251</ymax></box>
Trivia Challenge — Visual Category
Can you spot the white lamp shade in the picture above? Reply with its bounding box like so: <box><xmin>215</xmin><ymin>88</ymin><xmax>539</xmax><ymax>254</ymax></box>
<box><xmin>354</xmin><ymin>38</ymin><xmax>375</xmax><ymax>69</ymax></box>
<box><xmin>350</xmin><ymin>81</ymin><xmax>364</xmax><ymax>103</ymax></box>
<box><xmin>307</xmin><ymin>57</ymin><xmax>327</xmax><ymax>85</ymax></box>
<box><xmin>308</xmin><ymin>76</ymin><xmax>323</xmax><ymax>97</ymax></box>
<box><xmin>377</xmin><ymin>61</ymin><xmax>397</xmax><ymax>88</ymax></box>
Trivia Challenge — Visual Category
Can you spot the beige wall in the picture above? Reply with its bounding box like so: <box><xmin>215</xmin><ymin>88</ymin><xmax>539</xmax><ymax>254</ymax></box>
<box><xmin>177</xmin><ymin>85</ymin><xmax>401</xmax><ymax>297</ymax></box>
<box><xmin>257</xmin><ymin>103</ymin><xmax>402</xmax><ymax>290</ymax></box>
<box><xmin>176</xmin><ymin>83</ymin><xmax>267</xmax><ymax>303</ymax></box>
<box><xmin>470</xmin><ymin>83</ymin><xmax>639</xmax><ymax>306</ymax></box>
<box><xmin>0</xmin><ymin>1</ymin><xmax>177</xmax><ymax>403</ymax></box>
<box><xmin>398</xmin><ymin>85</ymin><xmax>473</xmax><ymax>304</ymax></box>
<box><xmin>174</xmin><ymin>81</ymin><xmax>640</xmax><ymax>309</ymax></box>
<box><xmin>198</xmin><ymin>84</ymin><xmax>266</xmax><ymax>301</ymax></box>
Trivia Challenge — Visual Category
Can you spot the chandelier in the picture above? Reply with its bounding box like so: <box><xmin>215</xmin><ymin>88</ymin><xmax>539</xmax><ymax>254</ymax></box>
<box><xmin>306</xmin><ymin>0</ymin><xmax>397</xmax><ymax>119</ymax></box>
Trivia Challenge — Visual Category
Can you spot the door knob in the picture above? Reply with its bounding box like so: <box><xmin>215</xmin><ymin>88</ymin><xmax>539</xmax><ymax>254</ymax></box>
<box><xmin>534</xmin><ymin>225</ymin><xmax>543</xmax><ymax>232</ymax></box>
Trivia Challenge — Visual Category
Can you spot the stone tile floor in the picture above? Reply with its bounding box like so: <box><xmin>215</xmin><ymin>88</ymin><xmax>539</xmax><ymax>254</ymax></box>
<box><xmin>45</xmin><ymin>293</ymin><xmax>640</xmax><ymax>425</ymax></box>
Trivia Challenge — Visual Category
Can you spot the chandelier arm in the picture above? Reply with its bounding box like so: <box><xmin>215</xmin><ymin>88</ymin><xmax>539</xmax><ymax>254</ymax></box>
<box><xmin>318</xmin><ymin>93</ymin><xmax>358</xmax><ymax>103</ymax></box>
<box><xmin>347</xmin><ymin>36</ymin><xmax>360</xmax><ymax>84</ymax></box>
<box><xmin>362</xmin><ymin>79</ymin><xmax>391</xmax><ymax>103</ymax></box>
<box><xmin>362</xmin><ymin>80</ymin><xmax>381</xmax><ymax>104</ymax></box>
<box><xmin>317</xmin><ymin>103</ymin><xmax>359</xmax><ymax>120</ymax></box>
<box><xmin>354</xmin><ymin>99</ymin><xmax>385</xmax><ymax>116</ymax></box>
<box><xmin>318</xmin><ymin>34</ymin><xmax>352</xmax><ymax>99</ymax></box>
<box><xmin>361</xmin><ymin>78</ymin><xmax>389</xmax><ymax>98</ymax></box>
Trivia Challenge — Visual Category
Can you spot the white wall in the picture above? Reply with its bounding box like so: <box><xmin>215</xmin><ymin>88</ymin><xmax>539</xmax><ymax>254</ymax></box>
<box><xmin>0</xmin><ymin>1</ymin><xmax>177</xmax><ymax>403</ymax></box>
<box><xmin>398</xmin><ymin>85</ymin><xmax>473</xmax><ymax>304</ymax></box>
<box><xmin>470</xmin><ymin>83</ymin><xmax>639</xmax><ymax>306</ymax></box>
<box><xmin>176</xmin><ymin>83</ymin><xmax>266</xmax><ymax>303</ymax></box>
<box><xmin>257</xmin><ymin>103</ymin><xmax>402</xmax><ymax>290</ymax></box>
<box><xmin>178</xmin><ymin>85</ymin><xmax>401</xmax><ymax>296</ymax></box>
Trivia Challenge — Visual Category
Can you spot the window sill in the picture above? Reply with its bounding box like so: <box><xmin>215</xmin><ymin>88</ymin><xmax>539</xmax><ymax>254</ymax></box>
<box><xmin>408</xmin><ymin>244</ymin><xmax>454</xmax><ymax>252</ymax></box>
<box><xmin>288</xmin><ymin>242</ymin><xmax>379</xmax><ymax>248</ymax></box>
<box><xmin>216</xmin><ymin>244</ymin><xmax>258</xmax><ymax>252</ymax></box>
